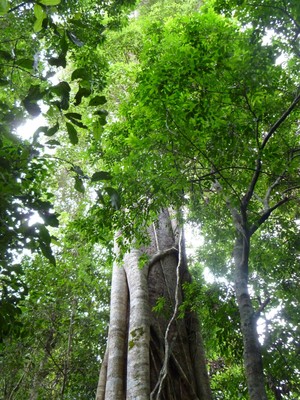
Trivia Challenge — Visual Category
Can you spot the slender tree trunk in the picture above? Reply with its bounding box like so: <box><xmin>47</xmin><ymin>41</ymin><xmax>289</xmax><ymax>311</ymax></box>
<box><xmin>96</xmin><ymin>209</ymin><xmax>212</xmax><ymax>400</ymax></box>
<box><xmin>29</xmin><ymin>328</ymin><xmax>56</xmax><ymax>400</ymax></box>
<box><xmin>233</xmin><ymin>233</ymin><xmax>268</xmax><ymax>400</ymax></box>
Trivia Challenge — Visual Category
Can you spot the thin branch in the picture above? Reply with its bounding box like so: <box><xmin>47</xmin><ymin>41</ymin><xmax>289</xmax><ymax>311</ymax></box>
<box><xmin>0</xmin><ymin>62</ymin><xmax>39</xmax><ymax>79</ymax></box>
<box><xmin>254</xmin><ymin>297</ymin><xmax>271</xmax><ymax>319</ymax></box>
<box><xmin>249</xmin><ymin>196</ymin><xmax>291</xmax><ymax>235</ymax></box>
<box><xmin>165</xmin><ymin>108</ymin><xmax>241</xmax><ymax>200</ymax></box>
<box><xmin>242</xmin><ymin>157</ymin><xmax>262</xmax><ymax>208</ymax></box>
<box><xmin>8</xmin><ymin>370</ymin><xmax>27</xmax><ymax>400</ymax></box>
<box><xmin>261</xmin><ymin>91</ymin><xmax>300</xmax><ymax>150</ymax></box>
<box><xmin>247</xmin><ymin>2</ymin><xmax>300</xmax><ymax>31</ymax></box>
<box><xmin>282</xmin><ymin>185</ymin><xmax>300</xmax><ymax>194</ymax></box>
<box><xmin>263</xmin><ymin>174</ymin><xmax>286</xmax><ymax>210</ymax></box>
<box><xmin>8</xmin><ymin>1</ymin><xmax>32</xmax><ymax>14</ymax></box>
<box><xmin>242</xmin><ymin>90</ymin><xmax>300</xmax><ymax>208</ymax></box>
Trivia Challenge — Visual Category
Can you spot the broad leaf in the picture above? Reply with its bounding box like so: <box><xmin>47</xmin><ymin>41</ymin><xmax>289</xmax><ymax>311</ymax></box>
<box><xmin>45</xmin><ymin>123</ymin><xmax>59</xmax><ymax>136</ymax></box>
<box><xmin>66</xmin><ymin>122</ymin><xmax>78</xmax><ymax>145</ymax></box>
<box><xmin>43</xmin><ymin>212</ymin><xmax>59</xmax><ymax>227</ymax></box>
<box><xmin>46</xmin><ymin>139</ymin><xmax>60</xmax><ymax>146</ymax></box>
<box><xmin>71</xmin><ymin>68</ymin><xmax>89</xmax><ymax>81</ymax></box>
<box><xmin>33</xmin><ymin>4</ymin><xmax>46</xmax><ymax>32</ymax></box>
<box><xmin>89</xmin><ymin>95</ymin><xmax>107</xmax><ymax>106</ymax></box>
<box><xmin>40</xmin><ymin>0</ymin><xmax>61</xmax><ymax>5</ymax></box>
<box><xmin>38</xmin><ymin>224</ymin><xmax>51</xmax><ymax>245</ymax></box>
<box><xmin>74</xmin><ymin>87</ymin><xmax>91</xmax><ymax>105</ymax></box>
<box><xmin>39</xmin><ymin>241</ymin><xmax>56</xmax><ymax>265</ymax></box>
<box><xmin>74</xmin><ymin>176</ymin><xmax>85</xmax><ymax>193</ymax></box>
<box><xmin>16</xmin><ymin>58</ymin><xmax>34</xmax><ymax>70</ymax></box>
<box><xmin>23</xmin><ymin>100</ymin><xmax>41</xmax><ymax>116</ymax></box>
<box><xmin>65</xmin><ymin>112</ymin><xmax>82</xmax><ymax>120</ymax></box>
<box><xmin>91</xmin><ymin>171</ymin><xmax>112</xmax><ymax>182</ymax></box>
<box><xmin>48</xmin><ymin>54</ymin><xmax>67</xmax><ymax>68</ymax></box>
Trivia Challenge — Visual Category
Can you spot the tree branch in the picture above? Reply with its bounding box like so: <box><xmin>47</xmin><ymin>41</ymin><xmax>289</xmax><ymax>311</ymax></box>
<box><xmin>261</xmin><ymin>91</ymin><xmax>300</xmax><ymax>150</ymax></box>
<box><xmin>263</xmin><ymin>174</ymin><xmax>286</xmax><ymax>210</ymax></box>
<box><xmin>242</xmin><ymin>90</ymin><xmax>300</xmax><ymax>208</ymax></box>
<box><xmin>254</xmin><ymin>297</ymin><xmax>271</xmax><ymax>319</ymax></box>
<box><xmin>242</xmin><ymin>157</ymin><xmax>262</xmax><ymax>208</ymax></box>
<box><xmin>249</xmin><ymin>197</ymin><xmax>291</xmax><ymax>235</ymax></box>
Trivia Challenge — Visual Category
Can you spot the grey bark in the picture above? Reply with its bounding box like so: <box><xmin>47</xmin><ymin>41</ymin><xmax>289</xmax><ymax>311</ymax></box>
<box><xmin>96</xmin><ymin>209</ymin><xmax>212</xmax><ymax>400</ymax></box>
<box><xmin>234</xmin><ymin>233</ymin><xmax>268</xmax><ymax>400</ymax></box>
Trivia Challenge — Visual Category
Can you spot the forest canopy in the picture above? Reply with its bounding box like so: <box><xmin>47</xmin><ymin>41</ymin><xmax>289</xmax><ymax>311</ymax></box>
<box><xmin>0</xmin><ymin>0</ymin><xmax>299</xmax><ymax>399</ymax></box>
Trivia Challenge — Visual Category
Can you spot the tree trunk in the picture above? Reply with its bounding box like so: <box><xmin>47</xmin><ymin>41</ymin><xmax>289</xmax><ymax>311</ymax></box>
<box><xmin>233</xmin><ymin>234</ymin><xmax>268</xmax><ymax>400</ymax></box>
<box><xmin>96</xmin><ymin>209</ymin><xmax>212</xmax><ymax>400</ymax></box>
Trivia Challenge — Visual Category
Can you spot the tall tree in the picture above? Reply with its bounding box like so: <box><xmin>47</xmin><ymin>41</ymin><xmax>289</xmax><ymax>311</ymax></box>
<box><xmin>1</xmin><ymin>0</ymin><xmax>299</xmax><ymax>399</ymax></box>
<box><xmin>96</xmin><ymin>209</ymin><xmax>211</xmax><ymax>400</ymax></box>
<box><xmin>97</xmin><ymin>4</ymin><xmax>300</xmax><ymax>399</ymax></box>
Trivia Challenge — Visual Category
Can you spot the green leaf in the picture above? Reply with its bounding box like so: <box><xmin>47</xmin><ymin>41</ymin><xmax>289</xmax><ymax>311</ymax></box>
<box><xmin>43</xmin><ymin>212</ymin><xmax>59</xmax><ymax>227</ymax></box>
<box><xmin>74</xmin><ymin>176</ymin><xmax>85</xmax><ymax>193</ymax></box>
<box><xmin>34</xmin><ymin>3</ymin><xmax>44</xmax><ymax>19</ymax></box>
<box><xmin>60</xmin><ymin>35</ymin><xmax>68</xmax><ymax>54</ymax></box>
<box><xmin>65</xmin><ymin>112</ymin><xmax>82</xmax><ymax>120</ymax></box>
<box><xmin>105</xmin><ymin>187</ymin><xmax>120</xmax><ymax>209</ymax></box>
<box><xmin>16</xmin><ymin>58</ymin><xmax>34</xmax><ymax>70</ymax></box>
<box><xmin>66</xmin><ymin>122</ymin><xmax>78</xmax><ymax>145</ymax></box>
<box><xmin>50</xmin><ymin>81</ymin><xmax>70</xmax><ymax>110</ymax></box>
<box><xmin>95</xmin><ymin>109</ymin><xmax>108</xmax><ymax>125</ymax></box>
<box><xmin>45</xmin><ymin>122</ymin><xmax>59</xmax><ymax>136</ymax></box>
<box><xmin>0</xmin><ymin>0</ymin><xmax>9</xmax><ymax>15</ymax></box>
<box><xmin>50</xmin><ymin>81</ymin><xmax>71</xmax><ymax>96</ymax></box>
<box><xmin>91</xmin><ymin>171</ymin><xmax>112</xmax><ymax>182</ymax></box>
<box><xmin>39</xmin><ymin>242</ymin><xmax>56</xmax><ymax>265</ymax></box>
<box><xmin>46</xmin><ymin>139</ymin><xmax>60</xmax><ymax>146</ymax></box>
<box><xmin>96</xmin><ymin>190</ymin><xmax>105</xmax><ymax>204</ymax></box>
<box><xmin>39</xmin><ymin>0</ymin><xmax>61</xmax><ymax>5</ymax></box>
<box><xmin>71</xmin><ymin>68</ymin><xmax>89</xmax><ymax>81</ymax></box>
<box><xmin>48</xmin><ymin>54</ymin><xmax>66</xmax><ymax>68</ymax></box>
<box><xmin>34</xmin><ymin>18</ymin><xmax>44</xmax><ymax>33</ymax></box>
<box><xmin>38</xmin><ymin>224</ymin><xmax>51</xmax><ymax>245</ymax></box>
<box><xmin>66</xmin><ymin>116</ymin><xmax>87</xmax><ymax>129</ymax></box>
<box><xmin>89</xmin><ymin>96</ymin><xmax>107</xmax><ymax>106</ymax></box>
<box><xmin>0</xmin><ymin>50</ymin><xmax>12</xmax><ymax>61</ymax></box>
<box><xmin>23</xmin><ymin>100</ymin><xmax>41</xmax><ymax>117</ymax></box>
<box><xmin>25</xmin><ymin>84</ymin><xmax>43</xmax><ymax>101</ymax></box>
<box><xmin>33</xmin><ymin>4</ymin><xmax>46</xmax><ymax>32</ymax></box>
<box><xmin>71</xmin><ymin>165</ymin><xmax>84</xmax><ymax>176</ymax></box>
<box><xmin>33</xmin><ymin>125</ymin><xmax>49</xmax><ymax>142</ymax></box>
<box><xmin>74</xmin><ymin>87</ymin><xmax>91</xmax><ymax>106</ymax></box>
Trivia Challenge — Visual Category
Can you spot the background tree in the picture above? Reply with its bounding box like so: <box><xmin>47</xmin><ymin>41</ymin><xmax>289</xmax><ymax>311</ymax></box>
<box><xmin>1</xmin><ymin>0</ymin><xmax>299</xmax><ymax>399</ymax></box>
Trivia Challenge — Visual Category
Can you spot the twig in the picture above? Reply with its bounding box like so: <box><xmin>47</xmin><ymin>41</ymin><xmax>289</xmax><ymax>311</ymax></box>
<box><xmin>261</xmin><ymin>91</ymin><xmax>300</xmax><ymax>150</ymax></box>
<box><xmin>263</xmin><ymin>174</ymin><xmax>286</xmax><ymax>210</ymax></box>
<box><xmin>254</xmin><ymin>297</ymin><xmax>271</xmax><ymax>319</ymax></box>
<box><xmin>250</xmin><ymin>197</ymin><xmax>291</xmax><ymax>235</ymax></box>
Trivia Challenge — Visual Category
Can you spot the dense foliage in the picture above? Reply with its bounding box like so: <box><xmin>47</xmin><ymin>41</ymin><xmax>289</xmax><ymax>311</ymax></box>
<box><xmin>1</xmin><ymin>0</ymin><xmax>299</xmax><ymax>398</ymax></box>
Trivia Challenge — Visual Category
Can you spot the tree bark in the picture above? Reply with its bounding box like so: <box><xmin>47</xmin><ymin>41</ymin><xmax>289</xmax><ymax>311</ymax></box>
<box><xmin>96</xmin><ymin>209</ymin><xmax>212</xmax><ymax>400</ymax></box>
<box><xmin>233</xmin><ymin>233</ymin><xmax>268</xmax><ymax>400</ymax></box>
